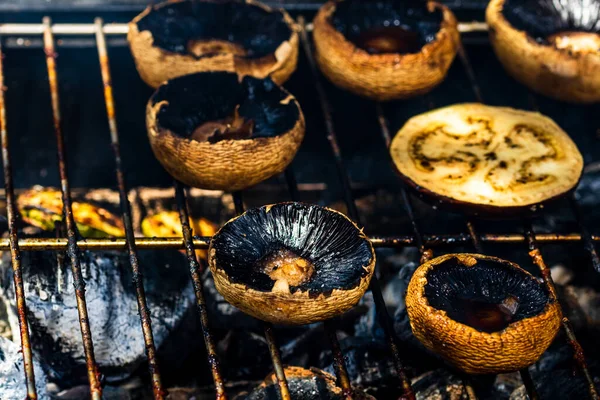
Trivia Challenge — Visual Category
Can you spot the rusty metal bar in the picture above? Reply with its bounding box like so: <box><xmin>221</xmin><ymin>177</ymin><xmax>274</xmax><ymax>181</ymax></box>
<box><xmin>526</xmin><ymin>95</ymin><xmax>600</xmax><ymax>275</ymax></box>
<box><xmin>93</xmin><ymin>18</ymin><xmax>164</xmax><ymax>399</ymax></box>
<box><xmin>569</xmin><ymin>195</ymin><xmax>600</xmax><ymax>273</ymax></box>
<box><xmin>0</xmin><ymin>232</ymin><xmax>596</xmax><ymax>252</ymax></box>
<box><xmin>525</xmin><ymin>223</ymin><xmax>599</xmax><ymax>400</ymax></box>
<box><xmin>0</xmin><ymin>37</ymin><xmax>38</xmax><ymax>400</ymax></box>
<box><xmin>42</xmin><ymin>17</ymin><xmax>102</xmax><ymax>400</ymax></box>
<box><xmin>464</xmin><ymin>218</ymin><xmax>539</xmax><ymax>399</ymax></box>
<box><xmin>298</xmin><ymin>16</ymin><xmax>415</xmax><ymax>399</ymax></box>
<box><xmin>0</xmin><ymin>21</ymin><xmax>488</xmax><ymax>36</ymax></box>
<box><xmin>284</xmin><ymin>167</ymin><xmax>353</xmax><ymax>398</ymax></box>
<box><xmin>231</xmin><ymin>191</ymin><xmax>291</xmax><ymax>400</ymax></box>
<box><xmin>174</xmin><ymin>181</ymin><xmax>227</xmax><ymax>400</ymax></box>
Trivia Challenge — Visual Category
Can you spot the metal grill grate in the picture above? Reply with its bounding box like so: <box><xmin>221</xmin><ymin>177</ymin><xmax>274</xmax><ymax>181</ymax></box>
<box><xmin>0</xmin><ymin>13</ymin><xmax>598</xmax><ymax>400</ymax></box>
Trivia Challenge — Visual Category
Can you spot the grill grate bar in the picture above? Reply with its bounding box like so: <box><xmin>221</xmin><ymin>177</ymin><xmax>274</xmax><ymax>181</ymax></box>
<box><xmin>527</xmin><ymin>95</ymin><xmax>600</xmax><ymax>274</ymax></box>
<box><xmin>456</xmin><ymin>43</ymin><xmax>598</xmax><ymax>399</ymax></box>
<box><xmin>1</xmin><ymin>232</ymin><xmax>597</xmax><ymax>252</ymax></box>
<box><xmin>231</xmin><ymin>191</ymin><xmax>291</xmax><ymax>400</ymax></box>
<box><xmin>463</xmin><ymin>218</ymin><xmax>540</xmax><ymax>399</ymax></box>
<box><xmin>42</xmin><ymin>17</ymin><xmax>103</xmax><ymax>399</ymax></box>
<box><xmin>93</xmin><ymin>18</ymin><xmax>167</xmax><ymax>398</ymax></box>
<box><xmin>377</xmin><ymin>104</ymin><xmax>482</xmax><ymax>400</ymax></box>
<box><xmin>298</xmin><ymin>16</ymin><xmax>415</xmax><ymax>399</ymax></box>
<box><xmin>174</xmin><ymin>181</ymin><xmax>227</xmax><ymax>400</ymax></box>
<box><xmin>525</xmin><ymin>223</ymin><xmax>599</xmax><ymax>400</ymax></box>
<box><xmin>0</xmin><ymin>38</ymin><xmax>38</xmax><ymax>400</ymax></box>
<box><xmin>284</xmin><ymin>167</ymin><xmax>354</xmax><ymax>398</ymax></box>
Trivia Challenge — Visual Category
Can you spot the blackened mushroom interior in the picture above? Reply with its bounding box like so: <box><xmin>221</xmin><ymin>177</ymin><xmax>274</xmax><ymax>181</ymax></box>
<box><xmin>424</xmin><ymin>257</ymin><xmax>550</xmax><ymax>333</ymax></box>
<box><xmin>503</xmin><ymin>0</ymin><xmax>600</xmax><ymax>49</ymax></box>
<box><xmin>331</xmin><ymin>0</ymin><xmax>443</xmax><ymax>55</ymax></box>
<box><xmin>211</xmin><ymin>203</ymin><xmax>373</xmax><ymax>293</ymax></box>
<box><xmin>152</xmin><ymin>72</ymin><xmax>300</xmax><ymax>142</ymax></box>
<box><xmin>136</xmin><ymin>0</ymin><xmax>292</xmax><ymax>59</ymax></box>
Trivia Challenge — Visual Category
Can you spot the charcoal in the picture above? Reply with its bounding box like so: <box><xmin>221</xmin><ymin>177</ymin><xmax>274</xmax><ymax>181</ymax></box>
<box><xmin>0</xmin><ymin>248</ymin><xmax>195</xmax><ymax>385</ymax></box>
<box><xmin>411</xmin><ymin>369</ymin><xmax>466</xmax><ymax>400</ymax></box>
<box><xmin>321</xmin><ymin>336</ymin><xmax>398</xmax><ymax>393</ymax></box>
<box><xmin>0</xmin><ymin>335</ymin><xmax>49</xmax><ymax>399</ymax></box>
<box><xmin>510</xmin><ymin>369</ymin><xmax>599</xmax><ymax>400</ymax></box>
<box><xmin>202</xmin><ymin>269</ymin><xmax>259</xmax><ymax>330</ymax></box>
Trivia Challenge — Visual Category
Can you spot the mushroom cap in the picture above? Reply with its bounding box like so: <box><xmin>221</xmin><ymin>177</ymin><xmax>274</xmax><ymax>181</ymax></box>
<box><xmin>486</xmin><ymin>0</ymin><xmax>600</xmax><ymax>103</ymax></box>
<box><xmin>406</xmin><ymin>253</ymin><xmax>562</xmax><ymax>374</ymax></box>
<box><xmin>17</xmin><ymin>187</ymin><xmax>125</xmax><ymax>237</ymax></box>
<box><xmin>146</xmin><ymin>72</ymin><xmax>305</xmax><ymax>192</ymax></box>
<box><xmin>312</xmin><ymin>0</ymin><xmax>460</xmax><ymax>101</ymax></box>
<box><xmin>208</xmin><ymin>202</ymin><xmax>376</xmax><ymax>325</ymax></box>
<box><xmin>389</xmin><ymin>103</ymin><xmax>583</xmax><ymax>215</ymax></box>
<box><xmin>128</xmin><ymin>0</ymin><xmax>298</xmax><ymax>88</ymax></box>
<box><xmin>242</xmin><ymin>366</ymin><xmax>375</xmax><ymax>400</ymax></box>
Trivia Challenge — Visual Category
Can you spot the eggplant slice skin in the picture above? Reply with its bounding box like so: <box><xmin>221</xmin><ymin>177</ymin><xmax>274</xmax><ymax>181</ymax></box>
<box><xmin>389</xmin><ymin>103</ymin><xmax>583</xmax><ymax>213</ymax></box>
<box><xmin>0</xmin><ymin>248</ymin><xmax>194</xmax><ymax>385</ymax></box>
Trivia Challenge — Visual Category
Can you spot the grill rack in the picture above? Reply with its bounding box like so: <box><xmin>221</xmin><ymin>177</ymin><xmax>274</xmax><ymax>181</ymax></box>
<box><xmin>0</xmin><ymin>15</ymin><xmax>596</xmax><ymax>400</ymax></box>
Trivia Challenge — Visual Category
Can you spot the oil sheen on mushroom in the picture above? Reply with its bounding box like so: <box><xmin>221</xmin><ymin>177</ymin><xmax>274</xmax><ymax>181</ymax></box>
<box><xmin>153</xmin><ymin>72</ymin><xmax>299</xmax><ymax>142</ymax></box>
<box><xmin>332</xmin><ymin>0</ymin><xmax>442</xmax><ymax>55</ymax></box>
<box><xmin>502</xmin><ymin>0</ymin><xmax>600</xmax><ymax>48</ymax></box>
<box><xmin>136</xmin><ymin>0</ymin><xmax>292</xmax><ymax>59</ymax></box>
<box><xmin>389</xmin><ymin>104</ymin><xmax>583</xmax><ymax>209</ymax></box>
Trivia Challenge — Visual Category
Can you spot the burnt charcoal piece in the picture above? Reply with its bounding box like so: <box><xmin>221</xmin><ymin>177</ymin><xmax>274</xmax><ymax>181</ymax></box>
<box><xmin>321</xmin><ymin>337</ymin><xmax>399</xmax><ymax>393</ymax></box>
<box><xmin>312</xmin><ymin>0</ymin><xmax>460</xmax><ymax>100</ymax></box>
<box><xmin>128</xmin><ymin>0</ymin><xmax>298</xmax><ymax>88</ymax></box>
<box><xmin>0</xmin><ymin>249</ymin><xmax>194</xmax><ymax>385</ymax></box>
<box><xmin>0</xmin><ymin>335</ymin><xmax>49</xmax><ymax>399</ymax></box>
<box><xmin>411</xmin><ymin>369</ymin><xmax>466</xmax><ymax>400</ymax></box>
<box><xmin>147</xmin><ymin>72</ymin><xmax>305</xmax><ymax>191</ymax></box>
<box><xmin>406</xmin><ymin>254</ymin><xmax>561</xmax><ymax>374</ymax></box>
<box><xmin>487</xmin><ymin>0</ymin><xmax>600</xmax><ymax>102</ymax></box>
<box><xmin>242</xmin><ymin>366</ymin><xmax>374</xmax><ymax>400</ymax></box>
<box><xmin>201</xmin><ymin>269</ymin><xmax>259</xmax><ymax>330</ymax></box>
<box><xmin>209</xmin><ymin>202</ymin><xmax>376</xmax><ymax>325</ymax></box>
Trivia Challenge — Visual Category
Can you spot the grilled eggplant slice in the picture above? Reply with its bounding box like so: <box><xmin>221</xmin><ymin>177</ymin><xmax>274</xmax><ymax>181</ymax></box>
<box><xmin>389</xmin><ymin>103</ymin><xmax>583</xmax><ymax>215</ymax></box>
<box><xmin>17</xmin><ymin>187</ymin><xmax>124</xmax><ymax>238</ymax></box>
<box><xmin>313</xmin><ymin>0</ymin><xmax>460</xmax><ymax>101</ymax></box>
<box><xmin>142</xmin><ymin>210</ymin><xmax>217</xmax><ymax>260</ymax></box>
<box><xmin>487</xmin><ymin>0</ymin><xmax>600</xmax><ymax>103</ymax></box>
<box><xmin>128</xmin><ymin>0</ymin><xmax>298</xmax><ymax>88</ymax></box>
<box><xmin>208</xmin><ymin>202</ymin><xmax>375</xmax><ymax>325</ymax></box>
<box><xmin>406</xmin><ymin>253</ymin><xmax>561</xmax><ymax>374</ymax></box>
<box><xmin>147</xmin><ymin>72</ymin><xmax>304</xmax><ymax>191</ymax></box>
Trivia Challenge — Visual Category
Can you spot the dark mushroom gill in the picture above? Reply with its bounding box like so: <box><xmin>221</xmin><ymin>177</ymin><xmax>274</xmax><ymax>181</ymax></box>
<box><xmin>152</xmin><ymin>72</ymin><xmax>300</xmax><ymax>141</ymax></box>
<box><xmin>502</xmin><ymin>0</ymin><xmax>600</xmax><ymax>44</ymax></box>
<box><xmin>424</xmin><ymin>257</ymin><xmax>550</xmax><ymax>333</ymax></box>
<box><xmin>211</xmin><ymin>203</ymin><xmax>373</xmax><ymax>294</ymax></box>
<box><xmin>331</xmin><ymin>0</ymin><xmax>443</xmax><ymax>55</ymax></box>
<box><xmin>136</xmin><ymin>0</ymin><xmax>292</xmax><ymax>59</ymax></box>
